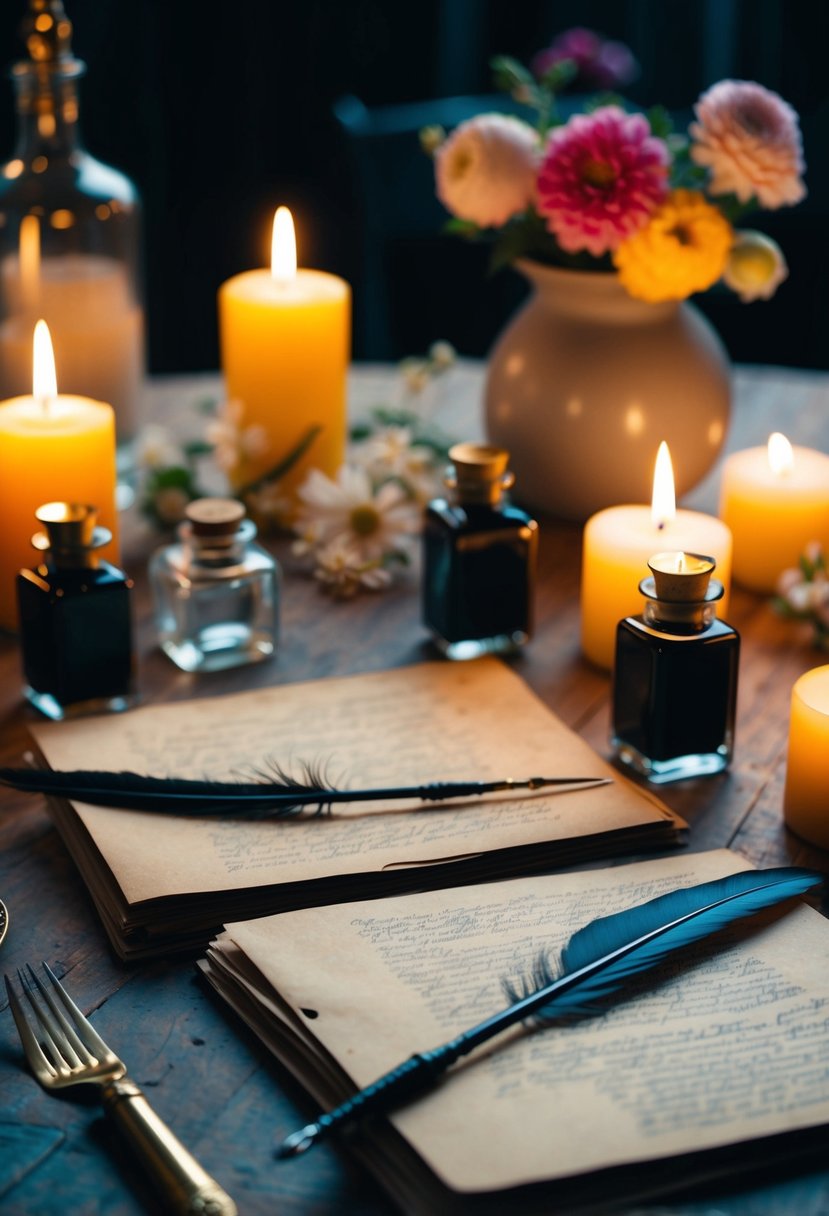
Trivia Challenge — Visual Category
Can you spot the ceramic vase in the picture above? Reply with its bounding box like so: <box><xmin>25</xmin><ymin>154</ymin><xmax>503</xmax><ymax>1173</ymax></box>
<box><xmin>484</xmin><ymin>260</ymin><xmax>731</xmax><ymax>521</ymax></box>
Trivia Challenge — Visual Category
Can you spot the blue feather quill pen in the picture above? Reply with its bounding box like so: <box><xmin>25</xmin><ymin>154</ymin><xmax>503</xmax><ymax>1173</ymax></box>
<box><xmin>278</xmin><ymin>866</ymin><xmax>823</xmax><ymax>1156</ymax></box>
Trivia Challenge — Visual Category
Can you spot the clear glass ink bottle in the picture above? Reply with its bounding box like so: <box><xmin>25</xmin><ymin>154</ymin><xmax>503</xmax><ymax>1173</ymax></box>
<box><xmin>611</xmin><ymin>551</ymin><xmax>739</xmax><ymax>784</ymax></box>
<box><xmin>149</xmin><ymin>497</ymin><xmax>279</xmax><ymax>673</ymax></box>
<box><xmin>423</xmin><ymin>442</ymin><xmax>538</xmax><ymax>660</ymax></box>
<box><xmin>16</xmin><ymin>501</ymin><xmax>135</xmax><ymax>720</ymax></box>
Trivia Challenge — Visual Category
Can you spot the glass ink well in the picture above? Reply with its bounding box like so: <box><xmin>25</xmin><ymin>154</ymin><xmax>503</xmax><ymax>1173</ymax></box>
<box><xmin>149</xmin><ymin>497</ymin><xmax>279</xmax><ymax>673</ymax></box>
<box><xmin>611</xmin><ymin>551</ymin><xmax>739</xmax><ymax>784</ymax></box>
<box><xmin>16</xmin><ymin>501</ymin><xmax>135</xmax><ymax>720</ymax></box>
<box><xmin>423</xmin><ymin>442</ymin><xmax>538</xmax><ymax>660</ymax></box>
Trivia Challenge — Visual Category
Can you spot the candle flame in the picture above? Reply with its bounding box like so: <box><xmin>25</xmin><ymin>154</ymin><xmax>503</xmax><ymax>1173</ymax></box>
<box><xmin>33</xmin><ymin>319</ymin><xmax>57</xmax><ymax>406</ymax></box>
<box><xmin>651</xmin><ymin>441</ymin><xmax>676</xmax><ymax>529</ymax></box>
<box><xmin>271</xmin><ymin>206</ymin><xmax>297</xmax><ymax>283</ymax></box>
<box><xmin>768</xmin><ymin>431</ymin><xmax>794</xmax><ymax>476</ymax></box>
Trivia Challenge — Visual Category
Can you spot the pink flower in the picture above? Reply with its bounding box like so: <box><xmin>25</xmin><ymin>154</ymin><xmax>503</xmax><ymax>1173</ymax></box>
<box><xmin>532</xmin><ymin>28</ymin><xmax>638</xmax><ymax>90</ymax></box>
<box><xmin>690</xmin><ymin>80</ymin><xmax>806</xmax><ymax>208</ymax></box>
<box><xmin>435</xmin><ymin>114</ymin><xmax>540</xmax><ymax>228</ymax></box>
<box><xmin>536</xmin><ymin>106</ymin><xmax>669</xmax><ymax>256</ymax></box>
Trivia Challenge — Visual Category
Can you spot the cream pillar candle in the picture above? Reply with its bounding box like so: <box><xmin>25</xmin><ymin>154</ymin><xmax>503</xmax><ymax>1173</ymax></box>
<box><xmin>581</xmin><ymin>443</ymin><xmax>733</xmax><ymax>670</ymax></box>
<box><xmin>218</xmin><ymin>207</ymin><xmax>350</xmax><ymax>512</ymax></box>
<box><xmin>783</xmin><ymin>664</ymin><xmax>829</xmax><ymax>849</ymax></box>
<box><xmin>0</xmin><ymin>321</ymin><xmax>118</xmax><ymax>630</ymax></box>
<box><xmin>719</xmin><ymin>433</ymin><xmax>829</xmax><ymax>594</ymax></box>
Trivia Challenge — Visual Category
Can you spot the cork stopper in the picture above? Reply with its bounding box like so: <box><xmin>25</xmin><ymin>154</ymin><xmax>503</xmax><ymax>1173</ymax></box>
<box><xmin>31</xmin><ymin>502</ymin><xmax>110</xmax><ymax>556</ymax></box>
<box><xmin>446</xmin><ymin>443</ymin><xmax>514</xmax><ymax>504</ymax></box>
<box><xmin>185</xmin><ymin>497</ymin><xmax>246</xmax><ymax>539</ymax></box>
<box><xmin>647</xmin><ymin>551</ymin><xmax>716</xmax><ymax>602</ymax></box>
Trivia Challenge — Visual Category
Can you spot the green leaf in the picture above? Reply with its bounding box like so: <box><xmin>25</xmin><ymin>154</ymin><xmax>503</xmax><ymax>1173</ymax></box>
<box><xmin>539</xmin><ymin>58</ymin><xmax>577</xmax><ymax>93</ymax></box>
<box><xmin>183</xmin><ymin>440</ymin><xmax>215</xmax><ymax>459</ymax></box>
<box><xmin>646</xmin><ymin>105</ymin><xmax>674</xmax><ymax>140</ymax></box>
<box><xmin>194</xmin><ymin>396</ymin><xmax>219</xmax><ymax>415</ymax></box>
<box><xmin>235</xmin><ymin>424</ymin><xmax>322</xmax><ymax>497</ymax></box>
<box><xmin>490</xmin><ymin>55</ymin><xmax>534</xmax><ymax>95</ymax></box>
<box><xmin>443</xmin><ymin>217</ymin><xmax>481</xmax><ymax>240</ymax></box>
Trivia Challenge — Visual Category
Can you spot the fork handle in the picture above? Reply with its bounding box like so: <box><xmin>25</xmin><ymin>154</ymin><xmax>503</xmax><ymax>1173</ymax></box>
<box><xmin>102</xmin><ymin>1078</ymin><xmax>237</xmax><ymax>1216</ymax></box>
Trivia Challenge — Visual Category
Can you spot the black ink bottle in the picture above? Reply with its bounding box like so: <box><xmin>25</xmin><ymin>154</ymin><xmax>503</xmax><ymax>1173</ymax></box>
<box><xmin>611</xmin><ymin>551</ymin><xmax>739</xmax><ymax>784</ymax></box>
<box><xmin>423</xmin><ymin>442</ymin><xmax>538</xmax><ymax>660</ymax></box>
<box><xmin>16</xmin><ymin>502</ymin><xmax>135</xmax><ymax>720</ymax></box>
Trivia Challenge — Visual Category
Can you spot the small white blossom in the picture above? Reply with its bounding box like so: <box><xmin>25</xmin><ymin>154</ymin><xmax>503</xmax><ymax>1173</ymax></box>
<box><xmin>295</xmin><ymin>464</ymin><xmax>420</xmax><ymax>565</ymax></box>
<box><xmin>312</xmin><ymin>536</ymin><xmax>393</xmax><ymax>598</ymax></box>
<box><xmin>206</xmin><ymin>399</ymin><xmax>269</xmax><ymax>473</ymax></box>
<box><xmin>429</xmin><ymin>340</ymin><xmax>456</xmax><ymax>370</ymax></box>
<box><xmin>136</xmin><ymin>425</ymin><xmax>182</xmax><ymax>471</ymax></box>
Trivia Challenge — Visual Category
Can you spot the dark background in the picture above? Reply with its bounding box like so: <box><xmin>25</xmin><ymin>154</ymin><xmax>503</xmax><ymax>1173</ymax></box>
<box><xmin>0</xmin><ymin>0</ymin><xmax>826</xmax><ymax>373</ymax></box>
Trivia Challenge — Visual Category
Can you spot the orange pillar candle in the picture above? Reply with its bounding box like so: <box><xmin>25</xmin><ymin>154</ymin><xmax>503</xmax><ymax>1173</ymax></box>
<box><xmin>784</xmin><ymin>665</ymin><xmax>829</xmax><ymax>849</ymax></box>
<box><xmin>0</xmin><ymin>321</ymin><xmax>118</xmax><ymax>629</ymax></box>
<box><xmin>218</xmin><ymin>207</ymin><xmax>350</xmax><ymax>510</ymax></box>
<box><xmin>581</xmin><ymin>442</ymin><xmax>733</xmax><ymax>670</ymax></box>
<box><xmin>719</xmin><ymin>432</ymin><xmax>829</xmax><ymax>594</ymax></box>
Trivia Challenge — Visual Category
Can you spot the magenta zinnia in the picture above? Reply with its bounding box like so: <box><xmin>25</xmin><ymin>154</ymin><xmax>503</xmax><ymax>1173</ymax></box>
<box><xmin>536</xmin><ymin>106</ymin><xmax>669</xmax><ymax>256</ymax></box>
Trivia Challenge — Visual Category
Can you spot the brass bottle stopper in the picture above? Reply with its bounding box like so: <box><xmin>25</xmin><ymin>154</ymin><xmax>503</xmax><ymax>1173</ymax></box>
<box><xmin>446</xmin><ymin>442</ymin><xmax>514</xmax><ymax>504</ymax></box>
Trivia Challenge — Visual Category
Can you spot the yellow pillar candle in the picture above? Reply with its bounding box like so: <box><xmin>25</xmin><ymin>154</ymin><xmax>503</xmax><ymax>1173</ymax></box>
<box><xmin>0</xmin><ymin>321</ymin><xmax>118</xmax><ymax>630</ymax></box>
<box><xmin>719</xmin><ymin>432</ymin><xmax>829</xmax><ymax>594</ymax></box>
<box><xmin>218</xmin><ymin>207</ymin><xmax>350</xmax><ymax>511</ymax></box>
<box><xmin>581</xmin><ymin>442</ymin><xmax>733</xmax><ymax>670</ymax></box>
<box><xmin>784</xmin><ymin>664</ymin><xmax>829</xmax><ymax>849</ymax></box>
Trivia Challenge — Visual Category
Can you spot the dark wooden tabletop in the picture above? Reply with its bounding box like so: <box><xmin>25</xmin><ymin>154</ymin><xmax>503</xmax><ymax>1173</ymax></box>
<box><xmin>1</xmin><ymin>363</ymin><xmax>829</xmax><ymax>1216</ymax></box>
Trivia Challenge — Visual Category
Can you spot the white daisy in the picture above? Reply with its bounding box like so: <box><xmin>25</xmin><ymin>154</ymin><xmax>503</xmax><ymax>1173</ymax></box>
<box><xmin>206</xmin><ymin>399</ymin><xmax>269</xmax><ymax>473</ymax></box>
<box><xmin>295</xmin><ymin>464</ymin><xmax>421</xmax><ymax>563</ymax></box>
<box><xmin>136</xmin><ymin>425</ymin><xmax>182</xmax><ymax>471</ymax></box>
<box><xmin>356</xmin><ymin>425</ymin><xmax>439</xmax><ymax>503</ymax></box>
<box><xmin>312</xmin><ymin>536</ymin><xmax>393</xmax><ymax>598</ymax></box>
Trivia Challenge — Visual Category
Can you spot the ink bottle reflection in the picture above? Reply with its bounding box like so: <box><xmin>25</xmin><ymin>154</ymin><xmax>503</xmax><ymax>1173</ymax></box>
<box><xmin>149</xmin><ymin>497</ymin><xmax>279</xmax><ymax>673</ymax></box>
<box><xmin>16</xmin><ymin>501</ymin><xmax>135</xmax><ymax>720</ymax></box>
<box><xmin>611</xmin><ymin>551</ymin><xmax>739</xmax><ymax>784</ymax></box>
<box><xmin>423</xmin><ymin>442</ymin><xmax>538</xmax><ymax>660</ymax></box>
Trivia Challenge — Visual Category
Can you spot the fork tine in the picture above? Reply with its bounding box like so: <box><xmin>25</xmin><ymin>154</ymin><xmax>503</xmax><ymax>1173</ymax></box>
<box><xmin>4</xmin><ymin>973</ymin><xmax>59</xmax><ymax>1079</ymax></box>
<box><xmin>41</xmin><ymin>962</ymin><xmax>113</xmax><ymax>1060</ymax></box>
<box><xmin>24</xmin><ymin>964</ymin><xmax>94</xmax><ymax>1066</ymax></box>
<box><xmin>17</xmin><ymin>966</ymin><xmax>82</xmax><ymax>1072</ymax></box>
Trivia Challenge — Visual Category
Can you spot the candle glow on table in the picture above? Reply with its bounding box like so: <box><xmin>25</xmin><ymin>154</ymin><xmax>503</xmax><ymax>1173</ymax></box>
<box><xmin>218</xmin><ymin>206</ymin><xmax>350</xmax><ymax>509</ymax></box>
<box><xmin>783</xmin><ymin>664</ymin><xmax>829</xmax><ymax>849</ymax></box>
<box><xmin>719</xmin><ymin>432</ymin><xmax>829</xmax><ymax>594</ymax></box>
<box><xmin>581</xmin><ymin>442</ymin><xmax>733</xmax><ymax>670</ymax></box>
<box><xmin>0</xmin><ymin>320</ymin><xmax>118</xmax><ymax>630</ymax></box>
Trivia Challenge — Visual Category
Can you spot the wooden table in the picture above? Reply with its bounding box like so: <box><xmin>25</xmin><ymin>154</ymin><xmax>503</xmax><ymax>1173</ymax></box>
<box><xmin>1</xmin><ymin>362</ymin><xmax>829</xmax><ymax>1215</ymax></box>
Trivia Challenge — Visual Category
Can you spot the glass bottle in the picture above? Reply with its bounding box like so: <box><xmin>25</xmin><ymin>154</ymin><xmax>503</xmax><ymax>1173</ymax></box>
<box><xmin>423</xmin><ymin>442</ymin><xmax>538</xmax><ymax>660</ymax></box>
<box><xmin>16</xmin><ymin>501</ymin><xmax>135</xmax><ymax>720</ymax></box>
<box><xmin>611</xmin><ymin>551</ymin><xmax>740</xmax><ymax>784</ymax></box>
<box><xmin>0</xmin><ymin>1</ymin><xmax>144</xmax><ymax>463</ymax></box>
<box><xmin>149</xmin><ymin>498</ymin><xmax>279</xmax><ymax>673</ymax></box>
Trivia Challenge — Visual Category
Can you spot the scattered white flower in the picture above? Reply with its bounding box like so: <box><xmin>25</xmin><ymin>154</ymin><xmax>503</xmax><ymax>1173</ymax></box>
<box><xmin>245</xmin><ymin>480</ymin><xmax>292</xmax><ymax>525</ymax></box>
<box><xmin>206</xmin><ymin>399</ymin><xmax>269</xmax><ymax>473</ymax></box>
<box><xmin>401</xmin><ymin>361</ymin><xmax>431</xmax><ymax>395</ymax></box>
<box><xmin>429</xmin><ymin>340</ymin><xmax>456</xmax><ymax>370</ymax></box>
<box><xmin>136</xmin><ymin>425</ymin><xmax>182</xmax><ymax>471</ymax></box>
<box><xmin>355</xmin><ymin>425</ymin><xmax>441</xmax><ymax>504</ymax></box>
<box><xmin>295</xmin><ymin>464</ymin><xmax>421</xmax><ymax>565</ymax></box>
<box><xmin>313</xmin><ymin>536</ymin><xmax>394</xmax><ymax>598</ymax></box>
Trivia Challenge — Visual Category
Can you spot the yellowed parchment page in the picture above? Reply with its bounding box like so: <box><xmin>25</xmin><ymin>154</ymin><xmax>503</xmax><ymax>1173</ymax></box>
<box><xmin>31</xmin><ymin>659</ymin><xmax>675</xmax><ymax>903</ymax></box>
<box><xmin>223</xmin><ymin>850</ymin><xmax>829</xmax><ymax>1194</ymax></box>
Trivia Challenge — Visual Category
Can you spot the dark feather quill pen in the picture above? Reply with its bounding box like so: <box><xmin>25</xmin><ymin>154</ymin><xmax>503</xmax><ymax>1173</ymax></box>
<box><xmin>0</xmin><ymin>764</ymin><xmax>609</xmax><ymax>819</ymax></box>
<box><xmin>277</xmin><ymin>866</ymin><xmax>822</xmax><ymax>1156</ymax></box>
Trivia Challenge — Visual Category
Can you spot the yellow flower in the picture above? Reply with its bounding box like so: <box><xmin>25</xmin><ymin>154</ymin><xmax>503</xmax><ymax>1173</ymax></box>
<box><xmin>613</xmin><ymin>189</ymin><xmax>733</xmax><ymax>302</ymax></box>
<box><xmin>723</xmin><ymin>230</ymin><xmax>788</xmax><ymax>302</ymax></box>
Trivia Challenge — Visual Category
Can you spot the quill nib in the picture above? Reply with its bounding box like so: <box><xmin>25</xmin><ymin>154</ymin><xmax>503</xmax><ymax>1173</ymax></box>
<box><xmin>278</xmin><ymin>1126</ymin><xmax>319</xmax><ymax>1158</ymax></box>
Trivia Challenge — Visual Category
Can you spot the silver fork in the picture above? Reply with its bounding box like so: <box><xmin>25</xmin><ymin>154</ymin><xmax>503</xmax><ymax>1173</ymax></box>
<box><xmin>5</xmin><ymin>963</ymin><xmax>237</xmax><ymax>1216</ymax></box>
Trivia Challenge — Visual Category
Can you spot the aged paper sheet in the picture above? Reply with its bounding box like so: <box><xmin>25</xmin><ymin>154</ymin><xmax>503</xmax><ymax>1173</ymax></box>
<box><xmin>32</xmin><ymin>659</ymin><xmax>677</xmax><ymax>905</ymax></box>
<box><xmin>214</xmin><ymin>850</ymin><xmax>829</xmax><ymax>1199</ymax></box>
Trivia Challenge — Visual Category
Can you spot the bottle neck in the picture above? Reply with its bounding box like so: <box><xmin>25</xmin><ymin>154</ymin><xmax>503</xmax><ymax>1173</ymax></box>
<box><xmin>11</xmin><ymin>63</ymin><xmax>85</xmax><ymax>160</ymax></box>
<box><xmin>643</xmin><ymin>600</ymin><xmax>717</xmax><ymax>632</ymax></box>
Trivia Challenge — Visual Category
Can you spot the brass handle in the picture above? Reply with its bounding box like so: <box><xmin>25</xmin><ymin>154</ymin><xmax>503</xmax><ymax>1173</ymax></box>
<box><xmin>101</xmin><ymin>1078</ymin><xmax>237</xmax><ymax>1215</ymax></box>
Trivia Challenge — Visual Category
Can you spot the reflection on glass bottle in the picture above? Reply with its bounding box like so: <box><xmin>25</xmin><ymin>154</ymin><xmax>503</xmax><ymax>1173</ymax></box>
<box><xmin>0</xmin><ymin>1</ymin><xmax>144</xmax><ymax>455</ymax></box>
<box><xmin>611</xmin><ymin>551</ymin><xmax>739</xmax><ymax>784</ymax></box>
<box><xmin>150</xmin><ymin>498</ymin><xmax>280</xmax><ymax>673</ymax></box>
<box><xmin>423</xmin><ymin>442</ymin><xmax>538</xmax><ymax>660</ymax></box>
<box><xmin>16</xmin><ymin>501</ymin><xmax>135</xmax><ymax>720</ymax></box>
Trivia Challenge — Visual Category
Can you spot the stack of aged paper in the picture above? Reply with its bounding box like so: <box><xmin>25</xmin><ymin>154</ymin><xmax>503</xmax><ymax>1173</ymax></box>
<box><xmin>31</xmin><ymin>659</ymin><xmax>682</xmax><ymax>959</ymax></box>
<box><xmin>200</xmin><ymin>850</ymin><xmax>829</xmax><ymax>1215</ymax></box>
